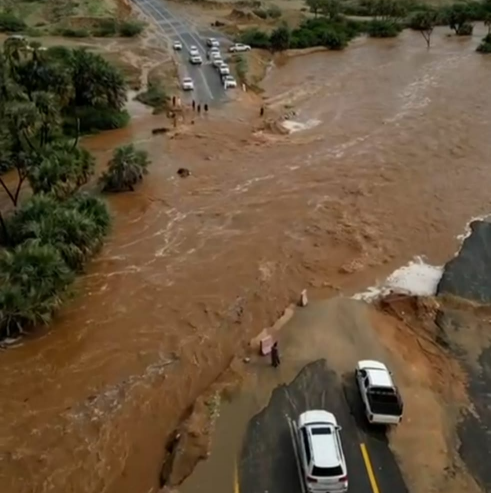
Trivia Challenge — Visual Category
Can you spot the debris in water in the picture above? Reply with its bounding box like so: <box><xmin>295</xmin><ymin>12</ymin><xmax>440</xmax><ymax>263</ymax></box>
<box><xmin>177</xmin><ymin>168</ymin><xmax>191</xmax><ymax>178</ymax></box>
<box><xmin>299</xmin><ymin>289</ymin><xmax>308</xmax><ymax>307</ymax></box>
<box><xmin>152</xmin><ymin>127</ymin><xmax>170</xmax><ymax>135</ymax></box>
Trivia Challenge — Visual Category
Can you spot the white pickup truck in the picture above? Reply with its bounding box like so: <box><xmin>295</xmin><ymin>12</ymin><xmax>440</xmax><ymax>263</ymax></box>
<box><xmin>355</xmin><ymin>360</ymin><xmax>404</xmax><ymax>425</ymax></box>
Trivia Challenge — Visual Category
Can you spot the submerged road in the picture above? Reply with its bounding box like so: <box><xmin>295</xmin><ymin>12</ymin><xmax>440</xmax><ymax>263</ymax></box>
<box><xmin>131</xmin><ymin>0</ymin><xmax>229</xmax><ymax>105</ymax></box>
<box><xmin>239</xmin><ymin>360</ymin><xmax>409</xmax><ymax>493</ymax></box>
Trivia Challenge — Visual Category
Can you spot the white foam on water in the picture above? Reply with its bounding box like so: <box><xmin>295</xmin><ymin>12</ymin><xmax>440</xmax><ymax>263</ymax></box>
<box><xmin>352</xmin><ymin>256</ymin><xmax>444</xmax><ymax>303</ymax></box>
<box><xmin>281</xmin><ymin>119</ymin><xmax>322</xmax><ymax>133</ymax></box>
<box><xmin>456</xmin><ymin>214</ymin><xmax>491</xmax><ymax>243</ymax></box>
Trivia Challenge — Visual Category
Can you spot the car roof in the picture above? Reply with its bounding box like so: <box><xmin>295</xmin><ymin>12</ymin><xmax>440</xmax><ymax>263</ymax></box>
<box><xmin>358</xmin><ymin>360</ymin><xmax>393</xmax><ymax>387</ymax></box>
<box><xmin>183</xmin><ymin>77</ymin><xmax>192</xmax><ymax>81</ymax></box>
<box><xmin>309</xmin><ymin>424</ymin><xmax>341</xmax><ymax>468</ymax></box>
<box><xmin>367</xmin><ymin>368</ymin><xmax>393</xmax><ymax>387</ymax></box>
<box><xmin>299</xmin><ymin>410</ymin><xmax>337</xmax><ymax>426</ymax></box>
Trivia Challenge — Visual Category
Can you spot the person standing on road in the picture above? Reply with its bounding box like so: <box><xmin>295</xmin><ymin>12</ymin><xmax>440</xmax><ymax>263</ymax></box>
<box><xmin>204</xmin><ymin>103</ymin><xmax>209</xmax><ymax>113</ymax></box>
<box><xmin>197</xmin><ymin>104</ymin><xmax>201</xmax><ymax>114</ymax></box>
<box><xmin>260</xmin><ymin>105</ymin><xmax>265</xmax><ymax>117</ymax></box>
<box><xmin>192</xmin><ymin>100</ymin><xmax>196</xmax><ymax>111</ymax></box>
<box><xmin>271</xmin><ymin>342</ymin><xmax>281</xmax><ymax>368</ymax></box>
<box><xmin>172</xmin><ymin>96</ymin><xmax>176</xmax><ymax>107</ymax></box>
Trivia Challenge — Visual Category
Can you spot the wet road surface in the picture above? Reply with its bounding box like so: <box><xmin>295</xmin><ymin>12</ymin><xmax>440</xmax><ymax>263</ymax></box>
<box><xmin>131</xmin><ymin>0</ymin><xmax>228</xmax><ymax>104</ymax></box>
<box><xmin>240</xmin><ymin>360</ymin><xmax>408</xmax><ymax>493</ymax></box>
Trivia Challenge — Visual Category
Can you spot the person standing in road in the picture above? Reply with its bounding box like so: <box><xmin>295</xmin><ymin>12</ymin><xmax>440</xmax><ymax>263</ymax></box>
<box><xmin>271</xmin><ymin>342</ymin><xmax>281</xmax><ymax>368</ymax></box>
<box><xmin>204</xmin><ymin>103</ymin><xmax>209</xmax><ymax>113</ymax></box>
<box><xmin>260</xmin><ymin>105</ymin><xmax>265</xmax><ymax>117</ymax></box>
<box><xmin>172</xmin><ymin>96</ymin><xmax>176</xmax><ymax>107</ymax></box>
<box><xmin>197</xmin><ymin>104</ymin><xmax>201</xmax><ymax>114</ymax></box>
<box><xmin>192</xmin><ymin>100</ymin><xmax>196</xmax><ymax>111</ymax></box>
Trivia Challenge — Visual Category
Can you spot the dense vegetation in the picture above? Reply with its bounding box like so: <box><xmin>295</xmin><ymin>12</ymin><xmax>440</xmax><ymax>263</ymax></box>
<box><xmin>238</xmin><ymin>0</ymin><xmax>491</xmax><ymax>51</ymax></box>
<box><xmin>0</xmin><ymin>38</ymin><xmax>149</xmax><ymax>339</ymax></box>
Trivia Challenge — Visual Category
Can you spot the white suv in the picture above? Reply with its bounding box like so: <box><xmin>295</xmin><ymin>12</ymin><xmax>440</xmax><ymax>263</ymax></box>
<box><xmin>296</xmin><ymin>410</ymin><xmax>348</xmax><ymax>493</ymax></box>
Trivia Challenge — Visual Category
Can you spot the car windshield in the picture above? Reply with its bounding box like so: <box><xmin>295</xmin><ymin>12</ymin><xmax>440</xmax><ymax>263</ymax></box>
<box><xmin>312</xmin><ymin>465</ymin><xmax>343</xmax><ymax>477</ymax></box>
<box><xmin>183</xmin><ymin>78</ymin><xmax>192</xmax><ymax>82</ymax></box>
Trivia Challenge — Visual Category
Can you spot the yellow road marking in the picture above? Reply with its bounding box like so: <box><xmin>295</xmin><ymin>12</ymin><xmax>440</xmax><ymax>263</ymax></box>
<box><xmin>234</xmin><ymin>458</ymin><xmax>240</xmax><ymax>493</ymax></box>
<box><xmin>360</xmin><ymin>443</ymin><xmax>380</xmax><ymax>493</ymax></box>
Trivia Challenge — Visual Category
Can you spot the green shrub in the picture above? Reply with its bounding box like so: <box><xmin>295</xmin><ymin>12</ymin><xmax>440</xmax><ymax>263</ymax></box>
<box><xmin>0</xmin><ymin>241</ymin><xmax>74</xmax><ymax>338</ymax></box>
<box><xmin>99</xmin><ymin>144</ymin><xmax>150</xmax><ymax>192</ymax></box>
<box><xmin>60</xmin><ymin>27</ymin><xmax>90</xmax><ymax>38</ymax></box>
<box><xmin>119</xmin><ymin>19</ymin><xmax>145</xmax><ymax>37</ymax></box>
<box><xmin>477</xmin><ymin>33</ymin><xmax>491</xmax><ymax>51</ymax></box>
<box><xmin>290</xmin><ymin>16</ymin><xmax>364</xmax><ymax>49</ymax></box>
<box><xmin>266</xmin><ymin>5</ymin><xmax>282</xmax><ymax>18</ymax></box>
<box><xmin>323</xmin><ymin>27</ymin><xmax>348</xmax><ymax>49</ymax></box>
<box><xmin>238</xmin><ymin>27</ymin><xmax>271</xmax><ymax>48</ymax></box>
<box><xmin>270</xmin><ymin>23</ymin><xmax>290</xmax><ymax>51</ymax></box>
<box><xmin>366</xmin><ymin>19</ymin><xmax>403</xmax><ymax>37</ymax></box>
<box><xmin>0</xmin><ymin>11</ymin><xmax>26</xmax><ymax>32</ymax></box>
<box><xmin>135</xmin><ymin>81</ymin><xmax>168</xmax><ymax>112</ymax></box>
<box><xmin>65</xmin><ymin>106</ymin><xmax>130</xmax><ymax>134</ymax></box>
<box><xmin>253</xmin><ymin>8</ymin><xmax>268</xmax><ymax>18</ymax></box>
<box><xmin>235</xmin><ymin>54</ymin><xmax>248</xmax><ymax>83</ymax></box>
<box><xmin>6</xmin><ymin>193</ymin><xmax>110</xmax><ymax>271</ymax></box>
<box><xmin>25</xmin><ymin>27</ymin><xmax>43</xmax><ymax>37</ymax></box>
<box><xmin>456</xmin><ymin>21</ymin><xmax>474</xmax><ymax>34</ymax></box>
<box><xmin>93</xmin><ymin>17</ymin><xmax>118</xmax><ymax>37</ymax></box>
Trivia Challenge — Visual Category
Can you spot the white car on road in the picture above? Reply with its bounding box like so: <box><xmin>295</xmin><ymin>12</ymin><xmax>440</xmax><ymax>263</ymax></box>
<box><xmin>296</xmin><ymin>410</ymin><xmax>348</xmax><ymax>493</ymax></box>
<box><xmin>212</xmin><ymin>55</ymin><xmax>224</xmax><ymax>67</ymax></box>
<box><xmin>189</xmin><ymin>54</ymin><xmax>203</xmax><ymax>65</ymax></box>
<box><xmin>181</xmin><ymin>77</ymin><xmax>194</xmax><ymax>91</ymax></box>
<box><xmin>355</xmin><ymin>360</ymin><xmax>404</xmax><ymax>425</ymax></box>
<box><xmin>173</xmin><ymin>40</ymin><xmax>182</xmax><ymax>50</ymax></box>
<box><xmin>218</xmin><ymin>63</ymin><xmax>230</xmax><ymax>76</ymax></box>
<box><xmin>229</xmin><ymin>43</ymin><xmax>251</xmax><ymax>53</ymax></box>
<box><xmin>223</xmin><ymin>75</ymin><xmax>237</xmax><ymax>89</ymax></box>
<box><xmin>206</xmin><ymin>37</ymin><xmax>220</xmax><ymax>48</ymax></box>
<box><xmin>207</xmin><ymin>46</ymin><xmax>220</xmax><ymax>58</ymax></box>
<box><xmin>189</xmin><ymin>46</ymin><xmax>199</xmax><ymax>56</ymax></box>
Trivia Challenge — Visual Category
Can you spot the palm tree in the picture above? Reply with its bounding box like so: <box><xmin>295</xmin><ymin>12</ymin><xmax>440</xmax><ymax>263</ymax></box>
<box><xmin>69</xmin><ymin>48</ymin><xmax>127</xmax><ymax>109</ymax></box>
<box><xmin>0</xmin><ymin>240</ymin><xmax>74</xmax><ymax>338</ymax></box>
<box><xmin>6</xmin><ymin>193</ymin><xmax>109</xmax><ymax>271</ymax></box>
<box><xmin>99</xmin><ymin>144</ymin><xmax>150</xmax><ymax>192</ymax></box>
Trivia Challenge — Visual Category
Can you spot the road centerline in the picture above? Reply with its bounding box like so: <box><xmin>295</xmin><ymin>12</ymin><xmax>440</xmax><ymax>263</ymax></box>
<box><xmin>360</xmin><ymin>443</ymin><xmax>381</xmax><ymax>493</ymax></box>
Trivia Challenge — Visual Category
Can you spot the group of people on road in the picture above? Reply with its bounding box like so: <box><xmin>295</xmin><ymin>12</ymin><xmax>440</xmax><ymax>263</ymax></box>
<box><xmin>191</xmin><ymin>100</ymin><xmax>209</xmax><ymax>114</ymax></box>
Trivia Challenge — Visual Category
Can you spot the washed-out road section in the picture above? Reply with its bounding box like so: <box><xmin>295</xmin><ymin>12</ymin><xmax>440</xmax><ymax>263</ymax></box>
<box><xmin>131</xmin><ymin>0</ymin><xmax>228</xmax><ymax>105</ymax></box>
<box><xmin>239</xmin><ymin>360</ymin><xmax>409</xmax><ymax>493</ymax></box>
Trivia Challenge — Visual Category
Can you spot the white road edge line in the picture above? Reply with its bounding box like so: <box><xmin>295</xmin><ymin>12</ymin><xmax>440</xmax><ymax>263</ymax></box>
<box><xmin>287</xmin><ymin>417</ymin><xmax>307</xmax><ymax>493</ymax></box>
<box><xmin>134</xmin><ymin>0</ymin><xmax>215</xmax><ymax>99</ymax></box>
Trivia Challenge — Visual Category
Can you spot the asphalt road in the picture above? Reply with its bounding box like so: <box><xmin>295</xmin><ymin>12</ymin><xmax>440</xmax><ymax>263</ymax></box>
<box><xmin>239</xmin><ymin>360</ymin><xmax>408</xmax><ymax>493</ymax></box>
<box><xmin>131</xmin><ymin>0</ymin><xmax>230</xmax><ymax>105</ymax></box>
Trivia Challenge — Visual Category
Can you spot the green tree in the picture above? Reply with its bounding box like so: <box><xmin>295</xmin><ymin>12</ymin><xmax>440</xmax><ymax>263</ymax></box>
<box><xmin>6</xmin><ymin>193</ymin><xmax>110</xmax><ymax>271</ymax></box>
<box><xmin>443</xmin><ymin>2</ymin><xmax>474</xmax><ymax>35</ymax></box>
<box><xmin>305</xmin><ymin>0</ymin><xmax>328</xmax><ymax>17</ymax></box>
<box><xmin>0</xmin><ymin>240</ymin><xmax>74</xmax><ymax>338</ymax></box>
<box><xmin>320</xmin><ymin>0</ymin><xmax>342</xmax><ymax>19</ymax></box>
<box><xmin>27</xmin><ymin>141</ymin><xmax>95</xmax><ymax>198</ymax></box>
<box><xmin>69</xmin><ymin>48</ymin><xmax>127</xmax><ymax>109</ymax></box>
<box><xmin>100</xmin><ymin>144</ymin><xmax>150</xmax><ymax>192</ymax></box>
<box><xmin>270</xmin><ymin>24</ymin><xmax>291</xmax><ymax>51</ymax></box>
<box><xmin>484</xmin><ymin>12</ymin><xmax>491</xmax><ymax>34</ymax></box>
<box><xmin>410</xmin><ymin>10</ymin><xmax>439</xmax><ymax>48</ymax></box>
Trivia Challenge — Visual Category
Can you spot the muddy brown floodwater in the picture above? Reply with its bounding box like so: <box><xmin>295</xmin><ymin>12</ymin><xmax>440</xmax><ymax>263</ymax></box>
<box><xmin>1</xmin><ymin>26</ymin><xmax>491</xmax><ymax>493</ymax></box>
